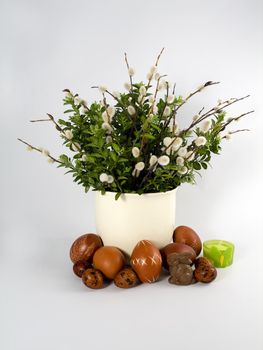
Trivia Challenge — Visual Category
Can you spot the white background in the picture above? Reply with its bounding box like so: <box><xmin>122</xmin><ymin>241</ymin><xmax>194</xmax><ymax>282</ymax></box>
<box><xmin>1</xmin><ymin>0</ymin><xmax>263</xmax><ymax>349</ymax></box>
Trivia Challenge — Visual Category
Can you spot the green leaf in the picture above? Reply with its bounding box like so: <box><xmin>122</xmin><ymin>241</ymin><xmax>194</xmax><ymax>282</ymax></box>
<box><xmin>115</xmin><ymin>192</ymin><xmax>122</xmax><ymax>200</ymax></box>
<box><xmin>193</xmin><ymin>163</ymin><xmax>201</xmax><ymax>170</ymax></box>
<box><xmin>112</xmin><ymin>143</ymin><xmax>121</xmax><ymax>153</ymax></box>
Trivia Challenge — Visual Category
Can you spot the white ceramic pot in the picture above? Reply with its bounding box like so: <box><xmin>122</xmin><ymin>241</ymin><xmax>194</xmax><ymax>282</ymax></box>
<box><xmin>95</xmin><ymin>189</ymin><xmax>176</xmax><ymax>255</ymax></box>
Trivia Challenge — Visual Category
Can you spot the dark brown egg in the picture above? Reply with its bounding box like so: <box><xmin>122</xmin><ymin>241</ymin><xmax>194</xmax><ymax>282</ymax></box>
<box><xmin>82</xmin><ymin>268</ymin><xmax>104</xmax><ymax>289</ymax></box>
<box><xmin>73</xmin><ymin>260</ymin><xmax>91</xmax><ymax>278</ymax></box>
<box><xmin>130</xmin><ymin>240</ymin><xmax>162</xmax><ymax>283</ymax></box>
<box><xmin>114</xmin><ymin>267</ymin><xmax>140</xmax><ymax>288</ymax></box>
<box><xmin>173</xmin><ymin>226</ymin><xmax>202</xmax><ymax>256</ymax></box>
<box><xmin>93</xmin><ymin>246</ymin><xmax>125</xmax><ymax>280</ymax></box>
<box><xmin>70</xmin><ymin>233</ymin><xmax>103</xmax><ymax>263</ymax></box>
<box><xmin>161</xmin><ymin>242</ymin><xmax>196</xmax><ymax>270</ymax></box>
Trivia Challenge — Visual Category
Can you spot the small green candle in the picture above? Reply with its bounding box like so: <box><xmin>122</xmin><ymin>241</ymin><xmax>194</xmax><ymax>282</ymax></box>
<box><xmin>203</xmin><ymin>240</ymin><xmax>235</xmax><ymax>268</ymax></box>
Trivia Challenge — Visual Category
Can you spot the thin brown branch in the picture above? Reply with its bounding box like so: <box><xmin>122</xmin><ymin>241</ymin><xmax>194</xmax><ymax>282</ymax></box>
<box><xmin>175</xmin><ymin>81</ymin><xmax>220</xmax><ymax>113</ymax></box>
<box><xmin>154</xmin><ymin>47</ymin><xmax>165</xmax><ymax>66</ymax></box>
<box><xmin>124</xmin><ymin>52</ymin><xmax>133</xmax><ymax>89</ymax></box>
<box><xmin>30</xmin><ymin>118</ymin><xmax>51</xmax><ymax>123</ymax></box>
<box><xmin>17</xmin><ymin>138</ymin><xmax>62</xmax><ymax>164</ymax></box>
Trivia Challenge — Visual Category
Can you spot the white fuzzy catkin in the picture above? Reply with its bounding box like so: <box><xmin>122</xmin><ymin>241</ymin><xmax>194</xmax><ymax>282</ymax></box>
<box><xmin>185</xmin><ymin>151</ymin><xmax>195</xmax><ymax>161</ymax></box>
<box><xmin>42</xmin><ymin>149</ymin><xmax>50</xmax><ymax>157</ymax></box>
<box><xmin>135</xmin><ymin>162</ymin><xmax>145</xmax><ymax>171</ymax></box>
<box><xmin>193</xmin><ymin>115</ymin><xmax>199</xmax><ymax>122</ymax></box>
<box><xmin>149</xmin><ymin>155</ymin><xmax>158</xmax><ymax>167</ymax></box>
<box><xmin>163</xmin><ymin>137</ymin><xmax>172</xmax><ymax>147</ymax></box>
<box><xmin>72</xmin><ymin>143</ymin><xmax>81</xmax><ymax>152</ymax></box>
<box><xmin>153</xmin><ymin>105</ymin><xmax>158</xmax><ymax>114</ymax></box>
<box><xmin>178</xmin><ymin>147</ymin><xmax>187</xmax><ymax>157</ymax></box>
<box><xmin>81</xmin><ymin>154</ymin><xmax>87</xmax><ymax>162</ymax></box>
<box><xmin>148</xmin><ymin>95</ymin><xmax>155</xmax><ymax>104</ymax></box>
<box><xmin>139</xmin><ymin>86</ymin><xmax>147</xmax><ymax>96</ymax></box>
<box><xmin>146</xmin><ymin>72</ymin><xmax>153</xmax><ymax>80</ymax></box>
<box><xmin>178</xmin><ymin>166</ymin><xmax>188</xmax><ymax>175</ymax></box>
<box><xmin>99</xmin><ymin>173</ymin><xmax>108</xmax><ymax>182</ymax></box>
<box><xmin>165</xmin><ymin>146</ymin><xmax>173</xmax><ymax>155</ymax></box>
<box><xmin>127</xmin><ymin>105</ymin><xmax>136</xmax><ymax>115</ymax></box>
<box><xmin>194</xmin><ymin>136</ymin><xmax>207</xmax><ymax>147</ymax></box>
<box><xmin>107</xmin><ymin>175</ymin><xmax>114</xmax><ymax>183</ymax></box>
<box><xmin>176</xmin><ymin>156</ymin><xmax>184</xmax><ymax>166</ymax></box>
<box><xmin>128</xmin><ymin>67</ymin><xmax>135</xmax><ymax>76</ymax></box>
<box><xmin>138</xmin><ymin>95</ymin><xmax>145</xmax><ymax>104</ymax></box>
<box><xmin>201</xmin><ymin>119</ymin><xmax>212</xmax><ymax>133</ymax></box>
<box><xmin>107</xmin><ymin>106</ymin><xmax>116</xmax><ymax>119</ymax></box>
<box><xmin>150</xmin><ymin>66</ymin><xmax>157</xmax><ymax>75</ymax></box>
<box><xmin>65</xmin><ymin>129</ymin><xmax>73</xmax><ymax>140</ymax></box>
<box><xmin>102</xmin><ymin>111</ymin><xmax>108</xmax><ymax>122</ymax></box>
<box><xmin>99</xmin><ymin>86</ymin><xmax>107</xmax><ymax>93</ymax></box>
<box><xmin>172</xmin><ymin>137</ymin><xmax>183</xmax><ymax>151</ymax></box>
<box><xmin>158</xmin><ymin>155</ymin><xmax>170</xmax><ymax>166</ymax></box>
<box><xmin>167</xmin><ymin>95</ymin><xmax>175</xmax><ymax>104</ymax></box>
<box><xmin>47</xmin><ymin>158</ymin><xmax>55</xmax><ymax>164</ymax></box>
<box><xmin>163</xmin><ymin>106</ymin><xmax>171</xmax><ymax>117</ymax></box>
<box><xmin>154</xmin><ymin>73</ymin><xmax>160</xmax><ymax>81</ymax></box>
<box><xmin>26</xmin><ymin>145</ymin><xmax>33</xmax><ymax>151</ymax></box>
<box><xmin>124</xmin><ymin>82</ymin><xmax>131</xmax><ymax>91</ymax></box>
<box><xmin>106</xmin><ymin>136</ymin><xmax>112</xmax><ymax>144</ymax></box>
<box><xmin>132</xmin><ymin>147</ymin><xmax>140</xmax><ymax>158</ymax></box>
<box><xmin>113</xmin><ymin>91</ymin><xmax>121</xmax><ymax>99</ymax></box>
<box><xmin>102</xmin><ymin>122</ymin><xmax>113</xmax><ymax>133</ymax></box>
<box><xmin>225</xmin><ymin>133</ymin><xmax>231</xmax><ymax>140</ymax></box>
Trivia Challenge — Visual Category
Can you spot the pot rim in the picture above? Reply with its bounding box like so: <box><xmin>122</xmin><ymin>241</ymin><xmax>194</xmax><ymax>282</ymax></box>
<box><xmin>94</xmin><ymin>187</ymin><xmax>177</xmax><ymax>197</ymax></box>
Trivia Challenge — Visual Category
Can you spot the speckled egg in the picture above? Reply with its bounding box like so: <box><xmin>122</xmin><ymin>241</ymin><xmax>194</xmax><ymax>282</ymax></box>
<box><xmin>70</xmin><ymin>233</ymin><xmax>103</xmax><ymax>263</ymax></box>
<box><xmin>173</xmin><ymin>226</ymin><xmax>202</xmax><ymax>256</ymax></box>
<box><xmin>114</xmin><ymin>267</ymin><xmax>140</xmax><ymax>288</ymax></box>
<box><xmin>93</xmin><ymin>246</ymin><xmax>125</xmax><ymax>280</ymax></box>
<box><xmin>82</xmin><ymin>268</ymin><xmax>105</xmax><ymax>289</ymax></box>
<box><xmin>130</xmin><ymin>240</ymin><xmax>162</xmax><ymax>283</ymax></box>
<box><xmin>73</xmin><ymin>260</ymin><xmax>91</xmax><ymax>278</ymax></box>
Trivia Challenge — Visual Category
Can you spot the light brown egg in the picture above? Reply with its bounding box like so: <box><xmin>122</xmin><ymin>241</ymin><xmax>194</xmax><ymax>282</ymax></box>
<box><xmin>93</xmin><ymin>246</ymin><xmax>125</xmax><ymax>280</ymax></box>
<box><xmin>161</xmin><ymin>242</ymin><xmax>197</xmax><ymax>270</ymax></box>
<box><xmin>70</xmin><ymin>233</ymin><xmax>103</xmax><ymax>263</ymax></box>
<box><xmin>130</xmin><ymin>240</ymin><xmax>162</xmax><ymax>283</ymax></box>
<box><xmin>173</xmin><ymin>226</ymin><xmax>202</xmax><ymax>256</ymax></box>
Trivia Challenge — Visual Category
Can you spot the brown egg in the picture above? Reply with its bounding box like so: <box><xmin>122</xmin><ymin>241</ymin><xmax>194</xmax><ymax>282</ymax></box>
<box><xmin>161</xmin><ymin>243</ymin><xmax>196</xmax><ymax>270</ymax></box>
<box><xmin>130</xmin><ymin>240</ymin><xmax>162</xmax><ymax>283</ymax></box>
<box><xmin>114</xmin><ymin>267</ymin><xmax>140</xmax><ymax>288</ymax></box>
<box><xmin>70</xmin><ymin>233</ymin><xmax>103</xmax><ymax>263</ymax></box>
<box><xmin>93</xmin><ymin>246</ymin><xmax>125</xmax><ymax>280</ymax></box>
<box><xmin>73</xmin><ymin>260</ymin><xmax>91</xmax><ymax>278</ymax></box>
<box><xmin>173</xmin><ymin>226</ymin><xmax>202</xmax><ymax>256</ymax></box>
<box><xmin>82</xmin><ymin>268</ymin><xmax>104</xmax><ymax>289</ymax></box>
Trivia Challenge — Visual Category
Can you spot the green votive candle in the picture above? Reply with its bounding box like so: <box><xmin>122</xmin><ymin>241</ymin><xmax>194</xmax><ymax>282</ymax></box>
<box><xmin>203</xmin><ymin>240</ymin><xmax>235</xmax><ymax>268</ymax></box>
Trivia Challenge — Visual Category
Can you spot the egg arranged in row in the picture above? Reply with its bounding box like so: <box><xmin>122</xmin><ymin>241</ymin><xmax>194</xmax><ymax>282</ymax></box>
<box><xmin>70</xmin><ymin>225</ymin><xmax>216</xmax><ymax>289</ymax></box>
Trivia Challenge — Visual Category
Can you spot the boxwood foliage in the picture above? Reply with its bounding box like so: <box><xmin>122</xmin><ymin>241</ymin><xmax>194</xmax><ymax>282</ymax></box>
<box><xmin>54</xmin><ymin>78</ymin><xmax>249</xmax><ymax>200</ymax></box>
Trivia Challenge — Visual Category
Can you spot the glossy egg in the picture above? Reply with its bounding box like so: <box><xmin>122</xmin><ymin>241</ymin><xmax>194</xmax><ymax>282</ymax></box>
<box><xmin>82</xmin><ymin>268</ymin><xmax>105</xmax><ymax>289</ymax></box>
<box><xmin>70</xmin><ymin>233</ymin><xmax>103</xmax><ymax>263</ymax></box>
<box><xmin>130</xmin><ymin>240</ymin><xmax>162</xmax><ymax>283</ymax></box>
<box><xmin>161</xmin><ymin>242</ymin><xmax>197</xmax><ymax>270</ymax></box>
<box><xmin>114</xmin><ymin>267</ymin><xmax>139</xmax><ymax>288</ymax></box>
<box><xmin>173</xmin><ymin>226</ymin><xmax>202</xmax><ymax>256</ymax></box>
<box><xmin>73</xmin><ymin>260</ymin><xmax>91</xmax><ymax>278</ymax></box>
<box><xmin>93</xmin><ymin>246</ymin><xmax>125</xmax><ymax>280</ymax></box>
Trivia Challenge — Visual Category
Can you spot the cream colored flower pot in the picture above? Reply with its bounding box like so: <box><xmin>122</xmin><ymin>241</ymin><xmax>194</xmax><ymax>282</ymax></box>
<box><xmin>95</xmin><ymin>189</ymin><xmax>176</xmax><ymax>255</ymax></box>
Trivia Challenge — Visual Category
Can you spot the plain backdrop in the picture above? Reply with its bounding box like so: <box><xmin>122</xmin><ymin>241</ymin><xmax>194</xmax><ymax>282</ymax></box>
<box><xmin>1</xmin><ymin>1</ymin><xmax>263</xmax><ymax>349</ymax></box>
